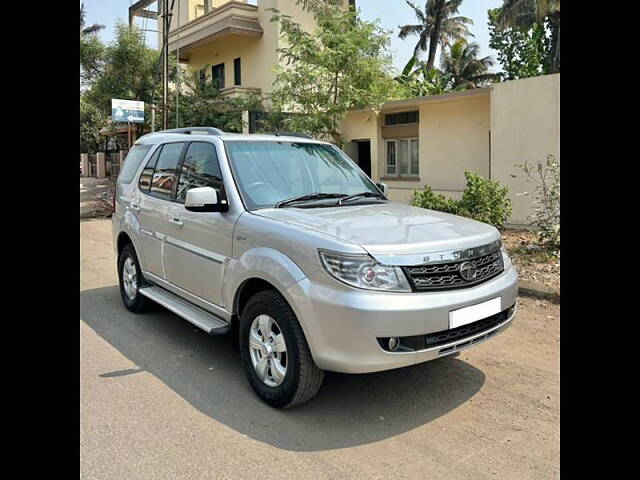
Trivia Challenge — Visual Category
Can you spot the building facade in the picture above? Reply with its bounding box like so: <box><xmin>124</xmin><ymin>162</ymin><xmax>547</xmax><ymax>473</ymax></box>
<box><xmin>142</xmin><ymin>0</ymin><xmax>349</xmax><ymax>98</ymax></box>
<box><xmin>341</xmin><ymin>74</ymin><xmax>560</xmax><ymax>226</ymax></box>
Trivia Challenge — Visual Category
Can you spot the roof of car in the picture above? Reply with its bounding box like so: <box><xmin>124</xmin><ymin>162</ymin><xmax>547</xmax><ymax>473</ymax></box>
<box><xmin>134</xmin><ymin>130</ymin><xmax>330</xmax><ymax>146</ymax></box>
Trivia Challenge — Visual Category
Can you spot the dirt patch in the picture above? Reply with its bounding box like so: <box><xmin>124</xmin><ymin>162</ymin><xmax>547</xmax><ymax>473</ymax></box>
<box><xmin>80</xmin><ymin>178</ymin><xmax>115</xmax><ymax>219</ymax></box>
<box><xmin>502</xmin><ymin>229</ymin><xmax>560</xmax><ymax>294</ymax></box>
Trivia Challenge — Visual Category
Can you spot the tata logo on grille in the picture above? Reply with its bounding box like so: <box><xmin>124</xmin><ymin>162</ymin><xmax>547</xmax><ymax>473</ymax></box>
<box><xmin>459</xmin><ymin>261</ymin><xmax>478</xmax><ymax>281</ymax></box>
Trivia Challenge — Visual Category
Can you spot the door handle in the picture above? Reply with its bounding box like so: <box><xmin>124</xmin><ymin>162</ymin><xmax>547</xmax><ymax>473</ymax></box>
<box><xmin>169</xmin><ymin>217</ymin><xmax>184</xmax><ymax>228</ymax></box>
<box><xmin>130</xmin><ymin>202</ymin><xmax>140</xmax><ymax>212</ymax></box>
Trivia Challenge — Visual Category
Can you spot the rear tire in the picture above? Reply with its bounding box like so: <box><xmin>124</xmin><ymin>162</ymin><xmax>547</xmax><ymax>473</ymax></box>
<box><xmin>239</xmin><ymin>290</ymin><xmax>324</xmax><ymax>408</ymax></box>
<box><xmin>118</xmin><ymin>243</ymin><xmax>152</xmax><ymax>313</ymax></box>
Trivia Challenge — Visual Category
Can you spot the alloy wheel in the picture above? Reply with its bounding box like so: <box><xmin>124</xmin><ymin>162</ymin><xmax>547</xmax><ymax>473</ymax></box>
<box><xmin>248</xmin><ymin>314</ymin><xmax>288</xmax><ymax>387</ymax></box>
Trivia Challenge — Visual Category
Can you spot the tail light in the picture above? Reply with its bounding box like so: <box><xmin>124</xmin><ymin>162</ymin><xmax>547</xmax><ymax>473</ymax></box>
<box><xmin>112</xmin><ymin>185</ymin><xmax>117</xmax><ymax>213</ymax></box>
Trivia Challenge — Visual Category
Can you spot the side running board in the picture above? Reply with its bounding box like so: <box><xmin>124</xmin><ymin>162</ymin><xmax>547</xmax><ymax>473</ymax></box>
<box><xmin>139</xmin><ymin>286</ymin><xmax>230</xmax><ymax>335</ymax></box>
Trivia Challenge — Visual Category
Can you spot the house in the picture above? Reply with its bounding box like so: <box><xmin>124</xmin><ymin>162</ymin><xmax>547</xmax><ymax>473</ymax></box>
<box><xmin>130</xmin><ymin>0</ymin><xmax>352</xmax><ymax>99</ymax></box>
<box><xmin>128</xmin><ymin>2</ymin><xmax>559</xmax><ymax>227</ymax></box>
<box><xmin>340</xmin><ymin>73</ymin><xmax>560</xmax><ymax>226</ymax></box>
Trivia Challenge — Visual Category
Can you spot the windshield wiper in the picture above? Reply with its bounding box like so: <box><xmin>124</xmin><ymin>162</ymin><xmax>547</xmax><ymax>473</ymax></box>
<box><xmin>338</xmin><ymin>191</ymin><xmax>387</xmax><ymax>205</ymax></box>
<box><xmin>274</xmin><ymin>192</ymin><xmax>348</xmax><ymax>208</ymax></box>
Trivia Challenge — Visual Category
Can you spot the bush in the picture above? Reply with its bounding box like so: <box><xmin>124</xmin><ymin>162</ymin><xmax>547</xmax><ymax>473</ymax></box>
<box><xmin>458</xmin><ymin>171</ymin><xmax>512</xmax><ymax>229</ymax></box>
<box><xmin>514</xmin><ymin>154</ymin><xmax>560</xmax><ymax>248</ymax></box>
<box><xmin>410</xmin><ymin>171</ymin><xmax>512</xmax><ymax>230</ymax></box>
<box><xmin>409</xmin><ymin>185</ymin><xmax>460</xmax><ymax>215</ymax></box>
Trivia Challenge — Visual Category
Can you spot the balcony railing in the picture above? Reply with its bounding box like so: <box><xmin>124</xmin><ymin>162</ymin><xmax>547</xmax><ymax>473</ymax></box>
<box><xmin>167</xmin><ymin>1</ymin><xmax>262</xmax><ymax>56</ymax></box>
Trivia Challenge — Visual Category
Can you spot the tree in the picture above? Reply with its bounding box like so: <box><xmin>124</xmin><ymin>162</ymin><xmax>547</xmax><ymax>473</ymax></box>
<box><xmin>395</xmin><ymin>56</ymin><xmax>464</xmax><ymax>96</ymax></box>
<box><xmin>170</xmin><ymin>69</ymin><xmax>263</xmax><ymax>132</ymax></box>
<box><xmin>80</xmin><ymin>94</ymin><xmax>107</xmax><ymax>153</ymax></box>
<box><xmin>398</xmin><ymin>0</ymin><xmax>473</xmax><ymax>70</ymax></box>
<box><xmin>488</xmin><ymin>8</ymin><xmax>551</xmax><ymax>80</ymax></box>
<box><xmin>80</xmin><ymin>2</ymin><xmax>105</xmax><ymax>87</ymax></box>
<box><xmin>440</xmin><ymin>40</ymin><xmax>499</xmax><ymax>88</ymax></box>
<box><xmin>85</xmin><ymin>23</ymin><xmax>170</xmax><ymax>136</ymax></box>
<box><xmin>80</xmin><ymin>2</ymin><xmax>105</xmax><ymax>35</ymax></box>
<box><xmin>495</xmin><ymin>0</ymin><xmax>560</xmax><ymax>73</ymax></box>
<box><xmin>268</xmin><ymin>1</ymin><xmax>402</xmax><ymax>146</ymax></box>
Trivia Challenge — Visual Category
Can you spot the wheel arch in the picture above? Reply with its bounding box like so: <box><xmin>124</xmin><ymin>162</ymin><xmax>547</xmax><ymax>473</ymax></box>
<box><xmin>117</xmin><ymin>231</ymin><xmax>133</xmax><ymax>256</ymax></box>
<box><xmin>226</xmin><ymin>247</ymin><xmax>309</xmax><ymax>354</ymax></box>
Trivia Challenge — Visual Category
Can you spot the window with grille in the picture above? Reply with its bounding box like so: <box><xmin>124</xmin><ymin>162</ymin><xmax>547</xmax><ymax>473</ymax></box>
<box><xmin>385</xmin><ymin>138</ymin><xmax>419</xmax><ymax>177</ymax></box>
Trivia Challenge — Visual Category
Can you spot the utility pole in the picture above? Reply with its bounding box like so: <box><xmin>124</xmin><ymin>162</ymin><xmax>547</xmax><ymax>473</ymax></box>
<box><xmin>162</xmin><ymin>0</ymin><xmax>169</xmax><ymax>130</ymax></box>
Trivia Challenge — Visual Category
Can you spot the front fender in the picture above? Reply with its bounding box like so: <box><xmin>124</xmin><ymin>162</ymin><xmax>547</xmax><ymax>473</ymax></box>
<box><xmin>223</xmin><ymin>247</ymin><xmax>307</xmax><ymax>312</ymax></box>
<box><xmin>223</xmin><ymin>247</ymin><xmax>306</xmax><ymax>313</ymax></box>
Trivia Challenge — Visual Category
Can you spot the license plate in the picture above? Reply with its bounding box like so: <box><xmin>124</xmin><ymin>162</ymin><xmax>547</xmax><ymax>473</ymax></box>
<box><xmin>449</xmin><ymin>298</ymin><xmax>501</xmax><ymax>329</ymax></box>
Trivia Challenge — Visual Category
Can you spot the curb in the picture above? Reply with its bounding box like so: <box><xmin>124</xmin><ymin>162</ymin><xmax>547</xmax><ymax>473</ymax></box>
<box><xmin>518</xmin><ymin>281</ymin><xmax>560</xmax><ymax>304</ymax></box>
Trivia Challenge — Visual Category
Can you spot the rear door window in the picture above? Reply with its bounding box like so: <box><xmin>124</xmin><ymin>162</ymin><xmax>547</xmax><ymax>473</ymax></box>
<box><xmin>148</xmin><ymin>143</ymin><xmax>186</xmax><ymax>200</ymax></box>
<box><xmin>138</xmin><ymin>146</ymin><xmax>161</xmax><ymax>193</ymax></box>
<box><xmin>118</xmin><ymin>144</ymin><xmax>152</xmax><ymax>184</ymax></box>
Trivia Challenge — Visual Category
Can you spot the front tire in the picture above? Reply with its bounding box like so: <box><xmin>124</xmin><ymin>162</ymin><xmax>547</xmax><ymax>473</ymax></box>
<box><xmin>118</xmin><ymin>243</ymin><xmax>152</xmax><ymax>313</ymax></box>
<box><xmin>239</xmin><ymin>290</ymin><xmax>324</xmax><ymax>408</ymax></box>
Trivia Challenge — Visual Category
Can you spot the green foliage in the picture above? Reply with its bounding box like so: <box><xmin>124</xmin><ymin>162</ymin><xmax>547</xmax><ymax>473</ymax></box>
<box><xmin>458</xmin><ymin>171</ymin><xmax>512</xmax><ymax>229</ymax></box>
<box><xmin>398</xmin><ymin>0</ymin><xmax>473</xmax><ymax>70</ymax></box>
<box><xmin>441</xmin><ymin>40</ymin><xmax>499</xmax><ymax>88</ymax></box>
<box><xmin>396</xmin><ymin>57</ymin><xmax>464</xmax><ymax>96</ymax></box>
<box><xmin>80</xmin><ymin>3</ymin><xmax>105</xmax><ymax>87</ymax></box>
<box><xmin>410</xmin><ymin>171</ymin><xmax>512</xmax><ymax>230</ymax></box>
<box><xmin>85</xmin><ymin>22</ymin><xmax>170</xmax><ymax>136</ymax></box>
<box><xmin>409</xmin><ymin>185</ymin><xmax>460</xmax><ymax>215</ymax></box>
<box><xmin>80</xmin><ymin>34</ymin><xmax>104</xmax><ymax>87</ymax></box>
<box><xmin>80</xmin><ymin>94</ymin><xmax>107</xmax><ymax>153</ymax></box>
<box><xmin>513</xmin><ymin>154</ymin><xmax>560</xmax><ymax>247</ymax></box>
<box><xmin>169</xmin><ymin>69</ymin><xmax>263</xmax><ymax>132</ymax></box>
<box><xmin>268</xmin><ymin>0</ymin><xmax>402</xmax><ymax>146</ymax></box>
<box><xmin>488</xmin><ymin>8</ymin><xmax>551</xmax><ymax>80</ymax></box>
<box><xmin>491</xmin><ymin>1</ymin><xmax>560</xmax><ymax>74</ymax></box>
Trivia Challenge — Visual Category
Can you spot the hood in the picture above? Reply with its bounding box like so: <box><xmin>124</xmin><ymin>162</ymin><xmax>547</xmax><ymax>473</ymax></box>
<box><xmin>254</xmin><ymin>202</ymin><xmax>500</xmax><ymax>260</ymax></box>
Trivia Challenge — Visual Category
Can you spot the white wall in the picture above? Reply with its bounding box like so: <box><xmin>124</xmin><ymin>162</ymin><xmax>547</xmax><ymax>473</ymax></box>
<box><xmin>490</xmin><ymin>74</ymin><xmax>560</xmax><ymax>225</ymax></box>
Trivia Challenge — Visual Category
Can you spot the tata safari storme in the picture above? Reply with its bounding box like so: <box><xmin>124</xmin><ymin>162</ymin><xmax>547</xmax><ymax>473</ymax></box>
<box><xmin>112</xmin><ymin>127</ymin><xmax>518</xmax><ymax>408</ymax></box>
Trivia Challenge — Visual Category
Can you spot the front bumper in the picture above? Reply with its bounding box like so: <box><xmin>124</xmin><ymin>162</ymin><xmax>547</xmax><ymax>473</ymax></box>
<box><xmin>285</xmin><ymin>264</ymin><xmax>519</xmax><ymax>374</ymax></box>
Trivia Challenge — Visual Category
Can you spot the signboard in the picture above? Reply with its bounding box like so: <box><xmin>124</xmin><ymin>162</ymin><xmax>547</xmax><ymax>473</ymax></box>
<box><xmin>111</xmin><ymin>99</ymin><xmax>145</xmax><ymax>124</ymax></box>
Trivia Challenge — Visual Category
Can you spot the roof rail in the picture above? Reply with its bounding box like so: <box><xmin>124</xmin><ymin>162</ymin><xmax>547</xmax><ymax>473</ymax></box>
<box><xmin>267</xmin><ymin>132</ymin><xmax>313</xmax><ymax>139</ymax></box>
<box><xmin>158</xmin><ymin>127</ymin><xmax>224</xmax><ymax>136</ymax></box>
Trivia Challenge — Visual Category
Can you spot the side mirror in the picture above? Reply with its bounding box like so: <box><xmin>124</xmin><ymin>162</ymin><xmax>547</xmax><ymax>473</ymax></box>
<box><xmin>376</xmin><ymin>182</ymin><xmax>388</xmax><ymax>195</ymax></box>
<box><xmin>184</xmin><ymin>186</ymin><xmax>228</xmax><ymax>212</ymax></box>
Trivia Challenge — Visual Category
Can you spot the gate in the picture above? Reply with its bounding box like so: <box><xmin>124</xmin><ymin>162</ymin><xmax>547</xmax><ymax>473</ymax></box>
<box><xmin>88</xmin><ymin>154</ymin><xmax>97</xmax><ymax>177</ymax></box>
<box><xmin>106</xmin><ymin>152</ymin><xmax>120</xmax><ymax>178</ymax></box>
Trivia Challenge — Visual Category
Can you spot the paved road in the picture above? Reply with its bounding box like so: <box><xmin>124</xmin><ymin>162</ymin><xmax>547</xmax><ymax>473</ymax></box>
<box><xmin>80</xmin><ymin>219</ymin><xmax>559</xmax><ymax>480</ymax></box>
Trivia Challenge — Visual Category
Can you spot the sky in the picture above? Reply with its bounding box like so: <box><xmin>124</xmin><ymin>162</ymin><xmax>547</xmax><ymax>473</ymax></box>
<box><xmin>82</xmin><ymin>0</ymin><xmax>504</xmax><ymax>73</ymax></box>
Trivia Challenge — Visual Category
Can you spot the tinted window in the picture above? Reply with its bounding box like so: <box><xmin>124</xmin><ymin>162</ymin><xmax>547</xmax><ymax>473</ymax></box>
<box><xmin>234</xmin><ymin>57</ymin><xmax>241</xmax><ymax>86</ymax></box>
<box><xmin>385</xmin><ymin>110</ymin><xmax>419</xmax><ymax>126</ymax></box>
<box><xmin>176</xmin><ymin>143</ymin><xmax>223</xmax><ymax>203</ymax></box>
<box><xmin>119</xmin><ymin>144</ymin><xmax>152</xmax><ymax>184</ymax></box>
<box><xmin>212</xmin><ymin>63</ymin><xmax>225</xmax><ymax>89</ymax></box>
<box><xmin>150</xmin><ymin>143</ymin><xmax>185</xmax><ymax>199</ymax></box>
<box><xmin>138</xmin><ymin>147</ymin><xmax>161</xmax><ymax>192</ymax></box>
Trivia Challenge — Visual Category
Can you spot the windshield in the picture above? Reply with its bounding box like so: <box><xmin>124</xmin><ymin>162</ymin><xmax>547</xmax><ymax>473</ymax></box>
<box><xmin>225</xmin><ymin>141</ymin><xmax>381</xmax><ymax>210</ymax></box>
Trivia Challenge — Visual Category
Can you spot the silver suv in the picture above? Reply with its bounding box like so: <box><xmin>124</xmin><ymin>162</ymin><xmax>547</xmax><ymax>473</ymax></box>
<box><xmin>112</xmin><ymin>127</ymin><xmax>518</xmax><ymax>408</ymax></box>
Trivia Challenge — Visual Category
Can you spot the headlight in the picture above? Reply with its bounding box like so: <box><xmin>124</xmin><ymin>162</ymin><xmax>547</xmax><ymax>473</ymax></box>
<box><xmin>319</xmin><ymin>250</ymin><xmax>411</xmax><ymax>292</ymax></box>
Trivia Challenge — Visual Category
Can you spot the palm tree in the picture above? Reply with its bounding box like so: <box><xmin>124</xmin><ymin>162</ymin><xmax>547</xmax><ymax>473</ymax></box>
<box><xmin>80</xmin><ymin>2</ymin><xmax>105</xmax><ymax>36</ymax></box>
<box><xmin>398</xmin><ymin>0</ymin><xmax>473</xmax><ymax>70</ymax></box>
<box><xmin>440</xmin><ymin>40</ymin><xmax>499</xmax><ymax>89</ymax></box>
<box><xmin>395</xmin><ymin>56</ymin><xmax>464</xmax><ymax>96</ymax></box>
<box><xmin>80</xmin><ymin>2</ymin><xmax>105</xmax><ymax>87</ymax></box>
<box><xmin>496</xmin><ymin>0</ymin><xmax>560</xmax><ymax>73</ymax></box>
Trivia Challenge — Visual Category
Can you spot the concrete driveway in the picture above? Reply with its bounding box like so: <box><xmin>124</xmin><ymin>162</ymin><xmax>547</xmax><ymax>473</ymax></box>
<box><xmin>80</xmin><ymin>219</ymin><xmax>559</xmax><ymax>479</ymax></box>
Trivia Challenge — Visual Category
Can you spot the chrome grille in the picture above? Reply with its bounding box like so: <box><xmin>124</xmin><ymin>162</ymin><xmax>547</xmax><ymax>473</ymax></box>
<box><xmin>403</xmin><ymin>250</ymin><xmax>504</xmax><ymax>291</ymax></box>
